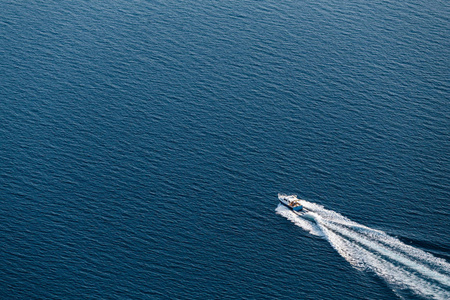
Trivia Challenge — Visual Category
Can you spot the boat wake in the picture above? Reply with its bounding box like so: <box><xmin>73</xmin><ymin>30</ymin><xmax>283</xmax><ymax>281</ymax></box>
<box><xmin>276</xmin><ymin>201</ymin><xmax>450</xmax><ymax>300</ymax></box>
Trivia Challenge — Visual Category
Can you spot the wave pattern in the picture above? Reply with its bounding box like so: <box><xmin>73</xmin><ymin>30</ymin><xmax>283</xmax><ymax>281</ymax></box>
<box><xmin>276</xmin><ymin>202</ymin><xmax>450</xmax><ymax>299</ymax></box>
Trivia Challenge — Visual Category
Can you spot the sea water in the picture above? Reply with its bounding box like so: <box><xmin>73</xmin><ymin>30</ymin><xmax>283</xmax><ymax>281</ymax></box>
<box><xmin>1</xmin><ymin>0</ymin><xmax>448</xmax><ymax>299</ymax></box>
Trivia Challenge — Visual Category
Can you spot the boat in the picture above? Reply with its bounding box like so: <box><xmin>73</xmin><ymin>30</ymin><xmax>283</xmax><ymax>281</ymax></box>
<box><xmin>278</xmin><ymin>194</ymin><xmax>303</xmax><ymax>212</ymax></box>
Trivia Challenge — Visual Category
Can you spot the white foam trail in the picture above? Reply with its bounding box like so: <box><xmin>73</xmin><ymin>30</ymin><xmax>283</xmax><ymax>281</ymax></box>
<box><xmin>275</xmin><ymin>204</ymin><xmax>323</xmax><ymax>236</ymax></box>
<box><xmin>350</xmin><ymin>224</ymin><xmax>450</xmax><ymax>276</ymax></box>
<box><xmin>322</xmin><ymin>220</ymin><xmax>450</xmax><ymax>287</ymax></box>
<box><xmin>276</xmin><ymin>202</ymin><xmax>450</xmax><ymax>300</ymax></box>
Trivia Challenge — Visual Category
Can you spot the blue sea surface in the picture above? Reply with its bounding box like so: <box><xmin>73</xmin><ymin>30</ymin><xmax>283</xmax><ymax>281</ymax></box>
<box><xmin>1</xmin><ymin>0</ymin><xmax>449</xmax><ymax>299</ymax></box>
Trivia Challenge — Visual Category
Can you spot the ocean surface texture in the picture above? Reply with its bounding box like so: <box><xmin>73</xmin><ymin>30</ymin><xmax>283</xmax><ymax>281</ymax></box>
<box><xmin>1</xmin><ymin>0</ymin><xmax>449</xmax><ymax>299</ymax></box>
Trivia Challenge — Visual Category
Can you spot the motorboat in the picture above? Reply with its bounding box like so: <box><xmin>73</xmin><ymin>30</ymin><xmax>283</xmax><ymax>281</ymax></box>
<box><xmin>278</xmin><ymin>194</ymin><xmax>303</xmax><ymax>212</ymax></box>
